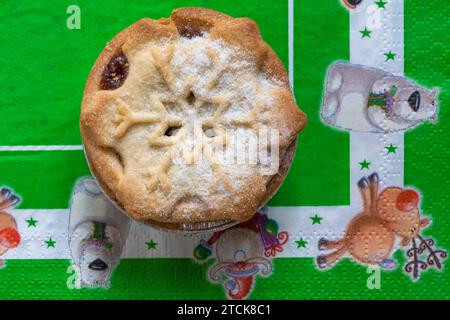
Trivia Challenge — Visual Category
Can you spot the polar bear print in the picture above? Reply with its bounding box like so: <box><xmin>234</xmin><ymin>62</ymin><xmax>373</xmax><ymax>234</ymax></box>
<box><xmin>321</xmin><ymin>62</ymin><xmax>438</xmax><ymax>133</ymax></box>
<box><xmin>68</xmin><ymin>178</ymin><xmax>131</xmax><ymax>288</ymax></box>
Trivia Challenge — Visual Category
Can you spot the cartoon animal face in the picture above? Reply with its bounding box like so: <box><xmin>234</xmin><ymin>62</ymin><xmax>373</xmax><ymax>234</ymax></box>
<box><xmin>215</xmin><ymin>228</ymin><xmax>263</xmax><ymax>263</ymax></box>
<box><xmin>373</xmin><ymin>76</ymin><xmax>438</xmax><ymax>123</ymax></box>
<box><xmin>79</xmin><ymin>244</ymin><xmax>114</xmax><ymax>287</ymax></box>
<box><xmin>70</xmin><ymin>221</ymin><xmax>122</xmax><ymax>288</ymax></box>
<box><xmin>393</xmin><ymin>87</ymin><xmax>438</xmax><ymax>122</ymax></box>
<box><xmin>0</xmin><ymin>188</ymin><xmax>21</xmax><ymax>259</ymax></box>
<box><xmin>377</xmin><ymin>187</ymin><xmax>428</xmax><ymax>239</ymax></box>
<box><xmin>208</xmin><ymin>228</ymin><xmax>272</xmax><ymax>300</ymax></box>
<box><xmin>342</xmin><ymin>0</ymin><xmax>363</xmax><ymax>9</ymax></box>
<box><xmin>68</xmin><ymin>178</ymin><xmax>131</xmax><ymax>288</ymax></box>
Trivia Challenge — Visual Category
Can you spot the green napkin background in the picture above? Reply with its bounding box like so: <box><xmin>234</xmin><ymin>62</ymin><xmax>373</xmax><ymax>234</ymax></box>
<box><xmin>0</xmin><ymin>0</ymin><xmax>448</xmax><ymax>299</ymax></box>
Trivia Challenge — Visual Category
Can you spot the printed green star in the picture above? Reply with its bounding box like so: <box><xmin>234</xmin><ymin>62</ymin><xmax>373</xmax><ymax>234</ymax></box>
<box><xmin>359</xmin><ymin>160</ymin><xmax>371</xmax><ymax>170</ymax></box>
<box><xmin>375</xmin><ymin>0</ymin><xmax>387</xmax><ymax>9</ymax></box>
<box><xmin>45</xmin><ymin>238</ymin><xmax>56</xmax><ymax>248</ymax></box>
<box><xmin>386</xmin><ymin>144</ymin><xmax>398</xmax><ymax>154</ymax></box>
<box><xmin>310</xmin><ymin>214</ymin><xmax>323</xmax><ymax>225</ymax></box>
<box><xmin>384</xmin><ymin>50</ymin><xmax>396</xmax><ymax>61</ymax></box>
<box><xmin>295</xmin><ymin>238</ymin><xmax>308</xmax><ymax>249</ymax></box>
<box><xmin>146</xmin><ymin>239</ymin><xmax>158</xmax><ymax>250</ymax></box>
<box><xmin>26</xmin><ymin>217</ymin><xmax>38</xmax><ymax>227</ymax></box>
<box><xmin>360</xmin><ymin>27</ymin><xmax>372</xmax><ymax>38</ymax></box>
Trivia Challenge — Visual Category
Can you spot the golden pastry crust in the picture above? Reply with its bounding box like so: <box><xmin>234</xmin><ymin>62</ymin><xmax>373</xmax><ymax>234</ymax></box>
<box><xmin>80</xmin><ymin>7</ymin><xmax>307</xmax><ymax>224</ymax></box>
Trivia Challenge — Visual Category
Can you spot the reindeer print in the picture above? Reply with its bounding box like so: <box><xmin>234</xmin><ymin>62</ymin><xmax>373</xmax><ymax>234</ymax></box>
<box><xmin>342</xmin><ymin>0</ymin><xmax>363</xmax><ymax>9</ymax></box>
<box><xmin>317</xmin><ymin>173</ymin><xmax>447</xmax><ymax>278</ymax></box>
<box><xmin>0</xmin><ymin>188</ymin><xmax>21</xmax><ymax>268</ymax></box>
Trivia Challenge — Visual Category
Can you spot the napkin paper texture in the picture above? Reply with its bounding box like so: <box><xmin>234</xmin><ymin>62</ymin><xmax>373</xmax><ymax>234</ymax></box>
<box><xmin>0</xmin><ymin>0</ymin><xmax>448</xmax><ymax>299</ymax></box>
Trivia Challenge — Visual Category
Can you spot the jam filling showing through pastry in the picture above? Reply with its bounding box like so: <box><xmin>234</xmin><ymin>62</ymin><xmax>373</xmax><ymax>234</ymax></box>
<box><xmin>100</xmin><ymin>53</ymin><xmax>129</xmax><ymax>90</ymax></box>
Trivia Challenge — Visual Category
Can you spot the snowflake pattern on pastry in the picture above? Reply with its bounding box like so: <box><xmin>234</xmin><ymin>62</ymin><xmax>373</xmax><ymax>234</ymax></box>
<box><xmin>80</xmin><ymin>8</ymin><xmax>306</xmax><ymax>224</ymax></box>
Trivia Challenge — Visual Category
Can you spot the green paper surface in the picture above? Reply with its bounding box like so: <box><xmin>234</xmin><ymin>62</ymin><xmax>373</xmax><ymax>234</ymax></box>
<box><xmin>0</xmin><ymin>0</ymin><xmax>449</xmax><ymax>299</ymax></box>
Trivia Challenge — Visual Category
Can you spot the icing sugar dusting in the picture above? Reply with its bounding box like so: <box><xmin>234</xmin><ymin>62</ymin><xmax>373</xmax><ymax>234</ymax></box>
<box><xmin>111</xmin><ymin>32</ymin><xmax>289</xmax><ymax>219</ymax></box>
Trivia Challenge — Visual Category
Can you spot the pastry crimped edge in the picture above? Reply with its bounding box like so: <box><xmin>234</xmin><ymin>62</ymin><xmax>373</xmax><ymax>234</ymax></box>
<box><xmin>80</xmin><ymin>7</ymin><xmax>307</xmax><ymax>225</ymax></box>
